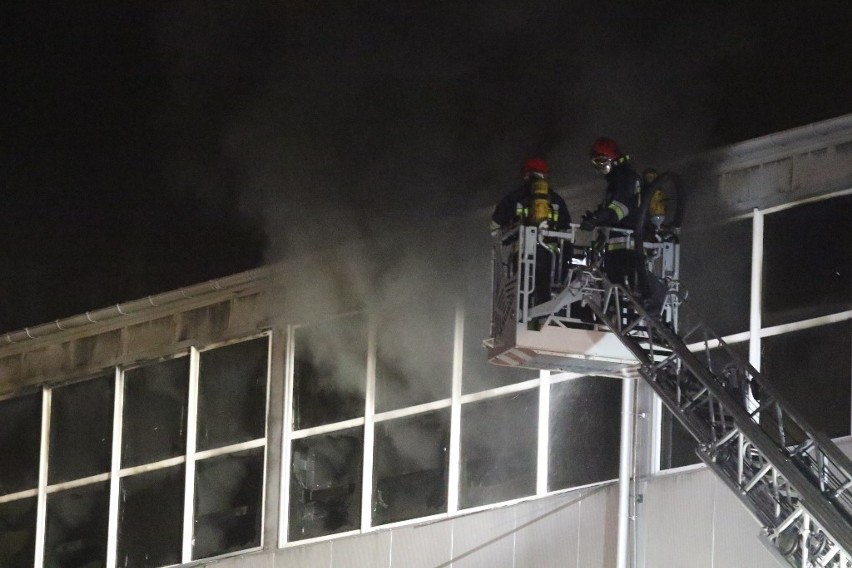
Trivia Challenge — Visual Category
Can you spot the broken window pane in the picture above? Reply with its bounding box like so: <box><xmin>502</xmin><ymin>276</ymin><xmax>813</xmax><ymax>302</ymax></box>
<box><xmin>763</xmin><ymin>195</ymin><xmax>852</xmax><ymax>327</ymax></box>
<box><xmin>293</xmin><ymin>315</ymin><xmax>367</xmax><ymax>430</ymax></box>
<box><xmin>762</xmin><ymin>321</ymin><xmax>851</xmax><ymax>438</ymax></box>
<box><xmin>679</xmin><ymin>219</ymin><xmax>752</xmax><ymax>337</ymax></box>
<box><xmin>372</xmin><ymin>410</ymin><xmax>449</xmax><ymax>526</ymax></box>
<box><xmin>0</xmin><ymin>391</ymin><xmax>41</xmax><ymax>495</ymax></box>
<box><xmin>44</xmin><ymin>481</ymin><xmax>109</xmax><ymax>568</ymax></box>
<box><xmin>193</xmin><ymin>448</ymin><xmax>264</xmax><ymax>560</ymax></box>
<box><xmin>289</xmin><ymin>428</ymin><xmax>363</xmax><ymax>541</ymax></box>
<box><xmin>122</xmin><ymin>357</ymin><xmax>189</xmax><ymax>468</ymax></box>
<box><xmin>460</xmin><ymin>391</ymin><xmax>537</xmax><ymax>509</ymax></box>
<box><xmin>197</xmin><ymin>338</ymin><xmax>269</xmax><ymax>451</ymax></box>
<box><xmin>375</xmin><ymin>303</ymin><xmax>453</xmax><ymax>412</ymax></box>
<box><xmin>0</xmin><ymin>497</ymin><xmax>37</xmax><ymax>568</ymax></box>
<box><xmin>49</xmin><ymin>375</ymin><xmax>114</xmax><ymax>484</ymax></box>
<box><xmin>117</xmin><ymin>465</ymin><xmax>184</xmax><ymax>568</ymax></box>
<box><xmin>549</xmin><ymin>377</ymin><xmax>621</xmax><ymax>490</ymax></box>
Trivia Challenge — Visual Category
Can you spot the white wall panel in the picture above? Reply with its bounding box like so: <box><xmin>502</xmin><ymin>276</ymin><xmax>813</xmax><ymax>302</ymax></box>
<box><xmin>641</xmin><ymin>469</ymin><xmax>715</xmax><ymax>568</ymax></box>
<box><xmin>451</xmin><ymin>506</ymin><xmax>516</xmax><ymax>568</ymax></box>
<box><xmin>331</xmin><ymin>531</ymin><xmax>391</xmax><ymax>568</ymax></box>
<box><xmin>576</xmin><ymin>485</ymin><xmax>618</xmax><ymax>568</ymax></box>
<box><xmin>389</xmin><ymin>521</ymin><xmax>453</xmax><ymax>568</ymax></box>
<box><xmin>513</xmin><ymin>492</ymin><xmax>583</xmax><ymax>568</ymax></box>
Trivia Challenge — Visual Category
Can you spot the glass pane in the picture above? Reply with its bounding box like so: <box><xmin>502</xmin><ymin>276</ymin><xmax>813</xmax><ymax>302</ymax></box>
<box><xmin>375</xmin><ymin>302</ymin><xmax>453</xmax><ymax>412</ymax></box>
<box><xmin>679</xmin><ymin>219</ymin><xmax>752</xmax><ymax>337</ymax></box>
<box><xmin>0</xmin><ymin>392</ymin><xmax>42</xmax><ymax>495</ymax></box>
<box><xmin>372</xmin><ymin>410</ymin><xmax>449</xmax><ymax>525</ymax></box>
<box><xmin>762</xmin><ymin>321</ymin><xmax>851</xmax><ymax>438</ymax></box>
<box><xmin>763</xmin><ymin>195</ymin><xmax>852</xmax><ymax>326</ymax></box>
<box><xmin>45</xmin><ymin>481</ymin><xmax>109</xmax><ymax>568</ymax></box>
<box><xmin>122</xmin><ymin>357</ymin><xmax>189</xmax><ymax>467</ymax></box>
<box><xmin>460</xmin><ymin>391</ymin><xmax>537</xmax><ymax>509</ymax></box>
<box><xmin>293</xmin><ymin>315</ymin><xmax>367</xmax><ymax>429</ymax></box>
<box><xmin>117</xmin><ymin>465</ymin><xmax>184</xmax><ymax>568</ymax></box>
<box><xmin>49</xmin><ymin>375</ymin><xmax>114</xmax><ymax>484</ymax></box>
<box><xmin>0</xmin><ymin>497</ymin><xmax>37</xmax><ymax>568</ymax></box>
<box><xmin>289</xmin><ymin>428</ymin><xmax>363</xmax><ymax>541</ymax></box>
<box><xmin>549</xmin><ymin>377</ymin><xmax>621</xmax><ymax>490</ymax></box>
<box><xmin>198</xmin><ymin>338</ymin><xmax>269</xmax><ymax>451</ymax></box>
<box><xmin>193</xmin><ymin>448</ymin><xmax>265</xmax><ymax>560</ymax></box>
<box><xmin>660</xmin><ymin>408</ymin><xmax>701</xmax><ymax>469</ymax></box>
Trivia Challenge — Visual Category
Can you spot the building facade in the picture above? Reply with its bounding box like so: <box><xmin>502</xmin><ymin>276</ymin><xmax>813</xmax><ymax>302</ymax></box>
<box><xmin>0</xmin><ymin>114</ymin><xmax>850</xmax><ymax>568</ymax></box>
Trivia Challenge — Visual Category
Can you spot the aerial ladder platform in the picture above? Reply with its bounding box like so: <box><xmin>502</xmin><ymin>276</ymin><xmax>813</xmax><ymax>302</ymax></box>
<box><xmin>485</xmin><ymin>182</ymin><xmax>852</xmax><ymax>566</ymax></box>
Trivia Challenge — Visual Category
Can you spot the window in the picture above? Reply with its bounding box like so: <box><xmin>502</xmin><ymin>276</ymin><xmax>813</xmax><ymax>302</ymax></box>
<box><xmin>0</xmin><ymin>391</ymin><xmax>42</xmax><ymax>496</ymax></box>
<box><xmin>0</xmin><ymin>334</ymin><xmax>270</xmax><ymax>568</ymax></box>
<box><xmin>289</xmin><ymin>428</ymin><xmax>363</xmax><ymax>541</ymax></box>
<box><xmin>763</xmin><ymin>194</ymin><xmax>852</xmax><ymax>327</ymax></box>
<box><xmin>293</xmin><ymin>315</ymin><xmax>367</xmax><ymax>429</ymax></box>
<box><xmin>549</xmin><ymin>377</ymin><xmax>621</xmax><ymax>489</ymax></box>
<box><xmin>372</xmin><ymin>410</ymin><xmax>449</xmax><ymax>525</ymax></box>
<box><xmin>679</xmin><ymin>219</ymin><xmax>752</xmax><ymax>337</ymax></box>
<box><xmin>460</xmin><ymin>391</ymin><xmax>538</xmax><ymax>509</ymax></box>
<box><xmin>49</xmin><ymin>375</ymin><xmax>114</xmax><ymax>484</ymax></box>
<box><xmin>123</xmin><ymin>357</ymin><xmax>189</xmax><ymax>467</ymax></box>
<box><xmin>762</xmin><ymin>321</ymin><xmax>851</xmax><ymax>438</ymax></box>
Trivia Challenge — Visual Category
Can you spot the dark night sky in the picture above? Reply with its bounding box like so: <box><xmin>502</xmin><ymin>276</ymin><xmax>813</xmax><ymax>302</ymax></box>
<box><xmin>3</xmin><ymin>2</ymin><xmax>852</xmax><ymax>332</ymax></box>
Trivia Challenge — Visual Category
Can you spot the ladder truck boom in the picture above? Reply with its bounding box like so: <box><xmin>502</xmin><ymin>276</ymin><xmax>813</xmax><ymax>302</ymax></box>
<box><xmin>486</xmin><ymin>220</ymin><xmax>852</xmax><ymax>567</ymax></box>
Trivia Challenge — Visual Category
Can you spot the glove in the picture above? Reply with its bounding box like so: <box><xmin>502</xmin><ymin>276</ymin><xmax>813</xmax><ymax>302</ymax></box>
<box><xmin>580</xmin><ymin>211</ymin><xmax>597</xmax><ymax>231</ymax></box>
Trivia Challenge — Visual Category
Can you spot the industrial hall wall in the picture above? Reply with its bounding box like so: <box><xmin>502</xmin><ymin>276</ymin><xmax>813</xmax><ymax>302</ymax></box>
<box><xmin>0</xmin><ymin>113</ymin><xmax>850</xmax><ymax>568</ymax></box>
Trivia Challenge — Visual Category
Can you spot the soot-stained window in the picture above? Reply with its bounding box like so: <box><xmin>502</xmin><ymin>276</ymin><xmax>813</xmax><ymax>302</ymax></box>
<box><xmin>117</xmin><ymin>465</ymin><xmax>184</xmax><ymax>568</ymax></box>
<box><xmin>549</xmin><ymin>376</ymin><xmax>621</xmax><ymax>490</ymax></box>
<box><xmin>0</xmin><ymin>391</ymin><xmax>41</xmax><ymax>496</ymax></box>
<box><xmin>460</xmin><ymin>391</ymin><xmax>537</xmax><ymax>509</ymax></box>
<box><xmin>122</xmin><ymin>357</ymin><xmax>189</xmax><ymax>468</ymax></box>
<box><xmin>679</xmin><ymin>219</ymin><xmax>752</xmax><ymax>337</ymax></box>
<box><xmin>289</xmin><ymin>428</ymin><xmax>363</xmax><ymax>541</ymax></box>
<box><xmin>44</xmin><ymin>481</ymin><xmax>109</xmax><ymax>568</ymax></box>
<box><xmin>375</xmin><ymin>303</ymin><xmax>453</xmax><ymax>412</ymax></box>
<box><xmin>0</xmin><ymin>497</ymin><xmax>37</xmax><ymax>568</ymax></box>
<box><xmin>763</xmin><ymin>195</ymin><xmax>852</xmax><ymax>327</ymax></box>
<box><xmin>372</xmin><ymin>410</ymin><xmax>450</xmax><ymax>525</ymax></box>
<box><xmin>293</xmin><ymin>315</ymin><xmax>367</xmax><ymax>429</ymax></box>
<box><xmin>762</xmin><ymin>321</ymin><xmax>851</xmax><ymax>438</ymax></box>
<box><xmin>193</xmin><ymin>448</ymin><xmax>265</xmax><ymax>560</ymax></box>
<box><xmin>197</xmin><ymin>337</ymin><xmax>269</xmax><ymax>451</ymax></box>
<box><xmin>49</xmin><ymin>375</ymin><xmax>114</xmax><ymax>484</ymax></box>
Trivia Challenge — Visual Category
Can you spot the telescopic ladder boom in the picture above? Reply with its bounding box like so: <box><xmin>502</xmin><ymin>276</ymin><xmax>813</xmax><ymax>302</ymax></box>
<box><xmin>579</xmin><ymin>267</ymin><xmax>852</xmax><ymax>567</ymax></box>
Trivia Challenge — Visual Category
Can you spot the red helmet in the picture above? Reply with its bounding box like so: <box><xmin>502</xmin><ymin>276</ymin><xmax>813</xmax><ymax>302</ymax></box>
<box><xmin>522</xmin><ymin>157</ymin><xmax>548</xmax><ymax>177</ymax></box>
<box><xmin>590</xmin><ymin>137</ymin><xmax>620</xmax><ymax>160</ymax></box>
<box><xmin>590</xmin><ymin>137</ymin><xmax>621</xmax><ymax>174</ymax></box>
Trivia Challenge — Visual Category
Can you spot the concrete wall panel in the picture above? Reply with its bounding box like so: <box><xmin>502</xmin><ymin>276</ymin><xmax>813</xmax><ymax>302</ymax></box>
<box><xmin>514</xmin><ymin>491</ymin><xmax>583</xmax><ymax>568</ymax></box>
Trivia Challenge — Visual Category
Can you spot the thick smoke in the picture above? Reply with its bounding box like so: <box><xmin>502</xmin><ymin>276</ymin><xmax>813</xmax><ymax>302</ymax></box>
<box><xmin>151</xmin><ymin>2</ymin><xmax>852</xmax><ymax>390</ymax></box>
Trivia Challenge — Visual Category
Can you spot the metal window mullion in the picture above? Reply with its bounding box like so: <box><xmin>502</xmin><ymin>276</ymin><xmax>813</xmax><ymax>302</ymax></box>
<box><xmin>34</xmin><ymin>386</ymin><xmax>51</xmax><ymax>568</ymax></box>
<box><xmin>749</xmin><ymin>208</ymin><xmax>763</xmax><ymax>371</ymax></box>
<box><xmin>106</xmin><ymin>367</ymin><xmax>124</xmax><ymax>568</ymax></box>
<box><xmin>536</xmin><ymin>370</ymin><xmax>550</xmax><ymax>495</ymax></box>
<box><xmin>361</xmin><ymin>319</ymin><xmax>377</xmax><ymax>530</ymax></box>
<box><xmin>279</xmin><ymin>326</ymin><xmax>296</xmax><ymax>547</ymax></box>
<box><xmin>182</xmin><ymin>347</ymin><xmax>201</xmax><ymax>563</ymax></box>
<box><xmin>447</xmin><ymin>304</ymin><xmax>464</xmax><ymax>514</ymax></box>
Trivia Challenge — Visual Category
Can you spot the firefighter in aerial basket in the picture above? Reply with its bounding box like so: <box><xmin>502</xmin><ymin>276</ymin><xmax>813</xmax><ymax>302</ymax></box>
<box><xmin>581</xmin><ymin>137</ymin><xmax>654</xmax><ymax>304</ymax></box>
<box><xmin>491</xmin><ymin>157</ymin><xmax>572</xmax><ymax>307</ymax></box>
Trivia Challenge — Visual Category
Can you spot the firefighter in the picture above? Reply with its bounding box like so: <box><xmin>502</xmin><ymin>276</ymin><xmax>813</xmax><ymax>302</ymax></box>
<box><xmin>580</xmin><ymin>138</ymin><xmax>653</xmax><ymax>304</ymax></box>
<box><xmin>491</xmin><ymin>157</ymin><xmax>571</xmax><ymax>308</ymax></box>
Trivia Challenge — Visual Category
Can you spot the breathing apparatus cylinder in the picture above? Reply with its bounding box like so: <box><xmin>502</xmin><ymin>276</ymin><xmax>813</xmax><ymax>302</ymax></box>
<box><xmin>528</xmin><ymin>178</ymin><xmax>551</xmax><ymax>226</ymax></box>
<box><xmin>649</xmin><ymin>188</ymin><xmax>666</xmax><ymax>229</ymax></box>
